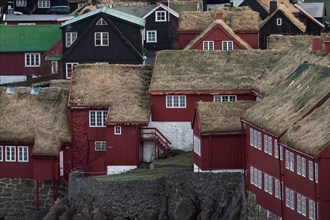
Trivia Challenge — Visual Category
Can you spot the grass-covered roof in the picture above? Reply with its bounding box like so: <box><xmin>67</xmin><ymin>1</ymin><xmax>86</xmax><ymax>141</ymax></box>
<box><xmin>179</xmin><ymin>6</ymin><xmax>259</xmax><ymax>31</ymax></box>
<box><xmin>69</xmin><ymin>64</ymin><xmax>152</xmax><ymax>123</ymax></box>
<box><xmin>196</xmin><ymin>101</ymin><xmax>255</xmax><ymax>133</ymax></box>
<box><xmin>0</xmin><ymin>87</ymin><xmax>71</xmax><ymax>156</ymax></box>
<box><xmin>257</xmin><ymin>0</ymin><xmax>299</xmax><ymax>14</ymax></box>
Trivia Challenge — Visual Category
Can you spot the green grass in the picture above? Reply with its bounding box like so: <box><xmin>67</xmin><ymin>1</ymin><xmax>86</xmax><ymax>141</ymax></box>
<box><xmin>151</xmin><ymin>151</ymin><xmax>193</xmax><ymax>166</ymax></box>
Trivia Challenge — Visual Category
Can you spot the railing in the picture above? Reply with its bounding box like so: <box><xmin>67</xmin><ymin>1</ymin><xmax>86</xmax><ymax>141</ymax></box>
<box><xmin>141</xmin><ymin>127</ymin><xmax>172</xmax><ymax>157</ymax></box>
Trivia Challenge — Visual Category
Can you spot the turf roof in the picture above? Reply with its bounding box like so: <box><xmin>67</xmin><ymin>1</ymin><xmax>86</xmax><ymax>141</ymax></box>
<box><xmin>0</xmin><ymin>25</ymin><xmax>61</xmax><ymax>52</ymax></box>
<box><xmin>0</xmin><ymin>87</ymin><xmax>71</xmax><ymax>156</ymax></box>
<box><xmin>69</xmin><ymin>64</ymin><xmax>152</xmax><ymax>123</ymax></box>
<box><xmin>196</xmin><ymin>101</ymin><xmax>255</xmax><ymax>133</ymax></box>
<box><xmin>257</xmin><ymin>0</ymin><xmax>299</xmax><ymax>14</ymax></box>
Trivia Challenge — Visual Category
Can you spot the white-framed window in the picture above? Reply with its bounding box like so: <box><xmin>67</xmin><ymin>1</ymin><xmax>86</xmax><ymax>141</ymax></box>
<box><xmin>25</xmin><ymin>53</ymin><xmax>40</xmax><ymax>67</ymax></box>
<box><xmin>315</xmin><ymin>163</ymin><xmax>318</xmax><ymax>183</ymax></box>
<box><xmin>18</xmin><ymin>146</ymin><xmax>28</xmax><ymax>162</ymax></box>
<box><xmin>65</xmin><ymin>32</ymin><xmax>77</xmax><ymax>48</ymax></box>
<box><xmin>146</xmin><ymin>30</ymin><xmax>157</xmax><ymax>43</ymax></box>
<box><xmin>222</xmin><ymin>41</ymin><xmax>233</xmax><ymax>51</ymax></box>
<box><xmin>5</xmin><ymin>146</ymin><xmax>16</xmax><ymax>162</ymax></box>
<box><xmin>290</xmin><ymin>152</ymin><xmax>294</xmax><ymax>171</ymax></box>
<box><xmin>203</xmin><ymin>41</ymin><xmax>214</xmax><ymax>51</ymax></box>
<box><xmin>297</xmin><ymin>194</ymin><xmax>302</xmax><ymax>214</ymax></box>
<box><xmin>264</xmin><ymin>135</ymin><xmax>273</xmax><ymax>155</ymax></box>
<box><xmin>89</xmin><ymin>110</ymin><xmax>108</xmax><ymax>127</ymax></box>
<box><xmin>280</xmin><ymin>144</ymin><xmax>283</xmax><ymax>160</ymax></box>
<box><xmin>95</xmin><ymin>32</ymin><xmax>109</xmax><ymax>46</ymax></box>
<box><xmin>277</xmin><ymin>18</ymin><xmax>282</xmax><ymax>26</ymax></box>
<box><xmin>297</xmin><ymin>155</ymin><xmax>301</xmax><ymax>175</ymax></box>
<box><xmin>285</xmin><ymin>150</ymin><xmax>289</xmax><ymax>169</ymax></box>
<box><xmin>285</xmin><ymin>187</ymin><xmax>295</xmax><ymax>210</ymax></box>
<box><xmin>250</xmin><ymin>128</ymin><xmax>254</xmax><ymax>147</ymax></box>
<box><xmin>0</xmin><ymin>146</ymin><xmax>3</xmax><ymax>161</ymax></box>
<box><xmin>95</xmin><ymin>141</ymin><xmax>106</xmax><ymax>151</ymax></box>
<box><xmin>309</xmin><ymin>200</ymin><xmax>315</xmax><ymax>220</ymax></box>
<box><xmin>193</xmin><ymin>135</ymin><xmax>201</xmax><ymax>156</ymax></box>
<box><xmin>155</xmin><ymin>11</ymin><xmax>167</xmax><ymax>22</ymax></box>
<box><xmin>274</xmin><ymin>139</ymin><xmax>278</xmax><ymax>158</ymax></box>
<box><xmin>264</xmin><ymin>174</ymin><xmax>273</xmax><ymax>195</ymax></box>
<box><xmin>37</xmin><ymin>0</ymin><xmax>50</xmax><ymax>8</ymax></box>
<box><xmin>114</xmin><ymin>126</ymin><xmax>122</xmax><ymax>135</ymax></box>
<box><xmin>16</xmin><ymin>0</ymin><xmax>27</xmax><ymax>7</ymax></box>
<box><xmin>264</xmin><ymin>174</ymin><xmax>269</xmax><ymax>193</ymax></box>
<box><xmin>250</xmin><ymin>166</ymin><xmax>254</xmax><ymax>185</ymax></box>
<box><xmin>96</xmin><ymin>17</ymin><xmax>108</xmax><ymax>25</ymax></box>
<box><xmin>257</xmin><ymin>131</ymin><xmax>262</xmax><ymax>150</ymax></box>
<box><xmin>257</xmin><ymin>170</ymin><xmax>262</xmax><ymax>189</ymax></box>
<box><xmin>65</xmin><ymin>62</ymin><xmax>78</xmax><ymax>79</ymax></box>
<box><xmin>302</xmin><ymin>196</ymin><xmax>306</xmax><ymax>216</ymax></box>
<box><xmin>301</xmin><ymin>157</ymin><xmax>306</xmax><ymax>177</ymax></box>
<box><xmin>308</xmin><ymin>160</ymin><xmax>314</xmax><ymax>181</ymax></box>
<box><xmin>166</xmin><ymin>95</ymin><xmax>186</xmax><ymax>108</ymax></box>
<box><xmin>213</xmin><ymin>95</ymin><xmax>237</xmax><ymax>102</ymax></box>
<box><xmin>51</xmin><ymin>61</ymin><xmax>58</xmax><ymax>74</ymax></box>
<box><xmin>275</xmin><ymin>178</ymin><xmax>281</xmax><ymax>199</ymax></box>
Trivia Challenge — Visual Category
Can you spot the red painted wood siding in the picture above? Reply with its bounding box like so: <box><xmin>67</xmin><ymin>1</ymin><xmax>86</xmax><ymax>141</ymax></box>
<box><xmin>192</xmin><ymin>112</ymin><xmax>202</xmax><ymax>167</ymax></box>
<box><xmin>88</xmin><ymin>140</ymin><xmax>106</xmax><ymax>174</ymax></box>
<box><xmin>236</xmin><ymin>32</ymin><xmax>259</xmax><ymax>49</ymax></box>
<box><xmin>107</xmin><ymin>126</ymin><xmax>141</xmax><ymax>166</ymax></box>
<box><xmin>151</xmin><ymin>94</ymin><xmax>256</xmax><ymax>122</ymax></box>
<box><xmin>178</xmin><ymin>31</ymin><xmax>200</xmax><ymax>49</ymax></box>
<box><xmin>33</xmin><ymin>157</ymin><xmax>59</xmax><ymax>180</ymax></box>
<box><xmin>317</xmin><ymin>146</ymin><xmax>330</xmax><ymax>220</ymax></box>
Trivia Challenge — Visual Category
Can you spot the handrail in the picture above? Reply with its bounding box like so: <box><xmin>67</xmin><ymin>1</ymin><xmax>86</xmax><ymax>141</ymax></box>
<box><xmin>141</xmin><ymin>127</ymin><xmax>172</xmax><ymax>145</ymax></box>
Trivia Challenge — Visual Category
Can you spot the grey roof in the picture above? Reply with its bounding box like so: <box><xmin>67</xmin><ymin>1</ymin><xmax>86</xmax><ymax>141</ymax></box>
<box><xmin>299</xmin><ymin>3</ymin><xmax>325</xmax><ymax>18</ymax></box>
<box><xmin>3</xmin><ymin>14</ymin><xmax>74</xmax><ymax>22</ymax></box>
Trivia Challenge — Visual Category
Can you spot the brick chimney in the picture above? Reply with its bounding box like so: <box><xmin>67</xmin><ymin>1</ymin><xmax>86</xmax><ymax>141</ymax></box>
<box><xmin>270</xmin><ymin>0</ymin><xmax>277</xmax><ymax>14</ymax></box>
<box><xmin>312</xmin><ymin>38</ymin><xmax>323</xmax><ymax>52</ymax></box>
<box><xmin>324</xmin><ymin>41</ymin><xmax>330</xmax><ymax>55</ymax></box>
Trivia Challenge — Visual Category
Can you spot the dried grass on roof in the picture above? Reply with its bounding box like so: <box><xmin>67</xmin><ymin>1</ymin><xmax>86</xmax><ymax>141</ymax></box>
<box><xmin>179</xmin><ymin>6</ymin><xmax>259</xmax><ymax>31</ymax></box>
<box><xmin>267</xmin><ymin>35</ymin><xmax>314</xmax><ymax>50</ymax></box>
<box><xmin>257</xmin><ymin>0</ymin><xmax>299</xmax><ymax>14</ymax></box>
<box><xmin>32</xmin><ymin>80</ymin><xmax>70</xmax><ymax>89</ymax></box>
<box><xmin>70</xmin><ymin>64</ymin><xmax>152</xmax><ymax>123</ymax></box>
<box><xmin>278</xmin><ymin>4</ymin><xmax>305</xmax><ymax>32</ymax></box>
<box><xmin>197</xmin><ymin>101</ymin><xmax>255</xmax><ymax>133</ymax></box>
<box><xmin>0</xmin><ymin>87</ymin><xmax>71</xmax><ymax>156</ymax></box>
<box><xmin>281</xmin><ymin>98</ymin><xmax>330</xmax><ymax>155</ymax></box>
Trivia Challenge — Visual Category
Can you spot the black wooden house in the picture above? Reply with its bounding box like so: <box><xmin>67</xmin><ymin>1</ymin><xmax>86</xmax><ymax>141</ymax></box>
<box><xmin>60</xmin><ymin>6</ymin><xmax>145</xmax><ymax>79</ymax></box>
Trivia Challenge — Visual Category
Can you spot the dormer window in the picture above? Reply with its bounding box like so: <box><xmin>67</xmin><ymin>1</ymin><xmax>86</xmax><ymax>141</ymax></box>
<box><xmin>277</xmin><ymin>18</ymin><xmax>282</xmax><ymax>26</ymax></box>
<box><xmin>155</xmin><ymin>11</ymin><xmax>167</xmax><ymax>22</ymax></box>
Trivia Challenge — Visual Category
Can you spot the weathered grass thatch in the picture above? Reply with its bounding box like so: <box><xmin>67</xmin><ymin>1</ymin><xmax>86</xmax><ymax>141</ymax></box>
<box><xmin>0</xmin><ymin>87</ymin><xmax>71</xmax><ymax>156</ymax></box>
<box><xmin>149</xmin><ymin>50</ymin><xmax>285</xmax><ymax>93</ymax></box>
<box><xmin>70</xmin><ymin>64</ymin><xmax>152</xmax><ymax>123</ymax></box>
<box><xmin>32</xmin><ymin>80</ymin><xmax>71</xmax><ymax>89</ymax></box>
<box><xmin>281</xmin><ymin>98</ymin><xmax>330</xmax><ymax>155</ymax></box>
<box><xmin>197</xmin><ymin>101</ymin><xmax>255</xmax><ymax>133</ymax></box>
<box><xmin>244</xmin><ymin>63</ymin><xmax>330</xmax><ymax>136</ymax></box>
<box><xmin>184</xmin><ymin>20</ymin><xmax>252</xmax><ymax>50</ymax></box>
<box><xmin>179</xmin><ymin>6</ymin><xmax>259</xmax><ymax>31</ymax></box>
<box><xmin>257</xmin><ymin>0</ymin><xmax>299</xmax><ymax>14</ymax></box>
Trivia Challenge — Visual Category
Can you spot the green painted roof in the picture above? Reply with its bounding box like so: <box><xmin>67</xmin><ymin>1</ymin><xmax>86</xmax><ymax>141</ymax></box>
<box><xmin>45</xmin><ymin>55</ymin><xmax>62</xmax><ymax>61</ymax></box>
<box><xmin>62</xmin><ymin>6</ymin><xmax>145</xmax><ymax>27</ymax></box>
<box><xmin>0</xmin><ymin>25</ymin><xmax>61</xmax><ymax>52</ymax></box>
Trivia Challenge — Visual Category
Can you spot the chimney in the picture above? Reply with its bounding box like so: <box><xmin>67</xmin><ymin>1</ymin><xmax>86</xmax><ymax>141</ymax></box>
<box><xmin>312</xmin><ymin>38</ymin><xmax>323</xmax><ymax>52</ymax></box>
<box><xmin>216</xmin><ymin>12</ymin><xmax>224</xmax><ymax>20</ymax></box>
<box><xmin>324</xmin><ymin>41</ymin><xmax>330</xmax><ymax>55</ymax></box>
<box><xmin>269</xmin><ymin>0</ymin><xmax>277</xmax><ymax>14</ymax></box>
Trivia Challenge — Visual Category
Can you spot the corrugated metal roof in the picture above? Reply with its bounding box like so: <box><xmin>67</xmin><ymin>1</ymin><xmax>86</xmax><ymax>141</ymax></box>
<box><xmin>61</xmin><ymin>6</ymin><xmax>145</xmax><ymax>27</ymax></box>
<box><xmin>0</xmin><ymin>25</ymin><xmax>61</xmax><ymax>52</ymax></box>
<box><xmin>299</xmin><ymin>3</ymin><xmax>325</xmax><ymax>18</ymax></box>
<box><xmin>3</xmin><ymin>14</ymin><xmax>74</xmax><ymax>21</ymax></box>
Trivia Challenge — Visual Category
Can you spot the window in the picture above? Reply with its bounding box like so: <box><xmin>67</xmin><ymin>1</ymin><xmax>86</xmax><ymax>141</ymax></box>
<box><xmin>280</xmin><ymin>144</ymin><xmax>283</xmax><ymax>160</ymax></box>
<box><xmin>254</xmin><ymin>167</ymin><xmax>258</xmax><ymax>187</ymax></box>
<box><xmin>213</xmin><ymin>95</ymin><xmax>237</xmax><ymax>102</ymax></box>
<box><xmin>257</xmin><ymin>170</ymin><xmax>262</xmax><ymax>189</ymax></box>
<box><xmin>277</xmin><ymin>18</ymin><xmax>282</xmax><ymax>26</ymax></box>
<box><xmin>302</xmin><ymin>196</ymin><xmax>306</xmax><ymax>216</ymax></box>
<box><xmin>297</xmin><ymin>155</ymin><xmax>301</xmax><ymax>175</ymax></box>
<box><xmin>264</xmin><ymin>135</ymin><xmax>272</xmax><ymax>155</ymax></box>
<box><xmin>285</xmin><ymin>150</ymin><xmax>289</xmax><ymax>169</ymax></box>
<box><xmin>315</xmin><ymin>163</ymin><xmax>318</xmax><ymax>183</ymax></box>
<box><xmin>257</xmin><ymin>131</ymin><xmax>262</xmax><ymax>150</ymax></box>
<box><xmin>285</xmin><ymin>187</ymin><xmax>295</xmax><ymax>210</ymax></box>
<box><xmin>18</xmin><ymin>146</ymin><xmax>28</xmax><ymax>162</ymax></box>
<box><xmin>51</xmin><ymin>61</ymin><xmax>58</xmax><ymax>74</ymax></box>
<box><xmin>222</xmin><ymin>41</ymin><xmax>233</xmax><ymax>51</ymax></box>
<box><xmin>309</xmin><ymin>200</ymin><xmax>315</xmax><ymax>220</ymax></box>
<box><xmin>194</xmin><ymin>135</ymin><xmax>201</xmax><ymax>156</ymax></box>
<box><xmin>274</xmin><ymin>139</ymin><xmax>279</xmax><ymax>158</ymax></box>
<box><xmin>89</xmin><ymin>110</ymin><xmax>108</xmax><ymax>127</ymax></box>
<box><xmin>65</xmin><ymin>32</ymin><xmax>77</xmax><ymax>47</ymax></box>
<box><xmin>114</xmin><ymin>126</ymin><xmax>121</xmax><ymax>135</ymax></box>
<box><xmin>264</xmin><ymin>174</ymin><xmax>268</xmax><ymax>193</ymax></box>
<box><xmin>203</xmin><ymin>41</ymin><xmax>214</xmax><ymax>51</ymax></box>
<box><xmin>96</xmin><ymin>17</ymin><xmax>108</xmax><ymax>25</ymax></box>
<box><xmin>264</xmin><ymin>174</ymin><xmax>273</xmax><ymax>195</ymax></box>
<box><xmin>95</xmin><ymin>32</ymin><xmax>109</xmax><ymax>46</ymax></box>
<box><xmin>250</xmin><ymin>128</ymin><xmax>254</xmax><ymax>147</ymax></box>
<box><xmin>166</xmin><ymin>95</ymin><xmax>186</xmax><ymax>108</ymax></box>
<box><xmin>95</xmin><ymin>141</ymin><xmax>106</xmax><ymax>151</ymax></box>
<box><xmin>5</xmin><ymin>146</ymin><xmax>16</xmax><ymax>162</ymax></box>
<box><xmin>250</xmin><ymin>166</ymin><xmax>254</xmax><ymax>185</ymax></box>
<box><xmin>25</xmin><ymin>53</ymin><xmax>40</xmax><ymax>67</ymax></box>
<box><xmin>0</xmin><ymin>146</ymin><xmax>2</xmax><ymax>161</ymax></box>
<box><xmin>275</xmin><ymin>178</ymin><xmax>281</xmax><ymax>199</ymax></box>
<box><xmin>301</xmin><ymin>157</ymin><xmax>306</xmax><ymax>177</ymax></box>
<box><xmin>65</xmin><ymin>63</ymin><xmax>78</xmax><ymax>79</ymax></box>
<box><xmin>155</xmin><ymin>11</ymin><xmax>166</xmax><ymax>22</ymax></box>
<box><xmin>16</xmin><ymin>0</ymin><xmax>27</xmax><ymax>7</ymax></box>
<box><xmin>290</xmin><ymin>152</ymin><xmax>294</xmax><ymax>171</ymax></box>
<box><xmin>37</xmin><ymin>0</ymin><xmax>50</xmax><ymax>8</ymax></box>
<box><xmin>146</xmin><ymin>31</ymin><xmax>157</xmax><ymax>43</ymax></box>
<box><xmin>308</xmin><ymin>160</ymin><xmax>314</xmax><ymax>181</ymax></box>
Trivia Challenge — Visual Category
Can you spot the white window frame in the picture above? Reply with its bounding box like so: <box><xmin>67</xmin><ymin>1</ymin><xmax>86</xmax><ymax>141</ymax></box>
<box><xmin>96</xmin><ymin>17</ymin><xmax>108</xmax><ymax>25</ymax></box>
<box><xmin>114</xmin><ymin>126</ymin><xmax>122</xmax><ymax>135</ymax></box>
<box><xmin>257</xmin><ymin>131</ymin><xmax>262</xmax><ymax>150</ymax></box>
<box><xmin>146</xmin><ymin>30</ymin><xmax>157</xmax><ymax>43</ymax></box>
<box><xmin>275</xmin><ymin>178</ymin><xmax>281</xmax><ymax>199</ymax></box>
<box><xmin>257</xmin><ymin>170</ymin><xmax>262</xmax><ymax>189</ymax></box>
<box><xmin>89</xmin><ymin>110</ymin><xmax>108</xmax><ymax>127</ymax></box>
<box><xmin>280</xmin><ymin>144</ymin><xmax>283</xmax><ymax>160</ymax></box>
<box><xmin>213</xmin><ymin>95</ymin><xmax>237</xmax><ymax>102</ymax></box>
<box><xmin>315</xmin><ymin>163</ymin><xmax>318</xmax><ymax>183</ymax></box>
<box><xmin>51</xmin><ymin>61</ymin><xmax>58</xmax><ymax>74</ymax></box>
<box><xmin>264</xmin><ymin>173</ymin><xmax>269</xmax><ymax>193</ymax></box>
<box><xmin>16</xmin><ymin>0</ymin><xmax>27</xmax><ymax>7</ymax></box>
<box><xmin>254</xmin><ymin>129</ymin><xmax>258</xmax><ymax>149</ymax></box>
<box><xmin>155</xmin><ymin>11</ymin><xmax>167</xmax><ymax>22</ymax></box>
<box><xmin>203</xmin><ymin>41</ymin><xmax>214</xmax><ymax>51</ymax></box>
<box><xmin>65</xmin><ymin>62</ymin><xmax>78</xmax><ymax>79</ymax></box>
<box><xmin>94</xmin><ymin>32</ymin><xmax>109</xmax><ymax>47</ymax></box>
<box><xmin>37</xmin><ymin>0</ymin><xmax>50</xmax><ymax>8</ymax></box>
<box><xmin>95</xmin><ymin>141</ymin><xmax>107</xmax><ymax>151</ymax></box>
<box><xmin>290</xmin><ymin>189</ymin><xmax>295</xmax><ymax>210</ymax></box>
<box><xmin>193</xmin><ymin>135</ymin><xmax>201</xmax><ymax>156</ymax></box>
<box><xmin>250</xmin><ymin>128</ymin><xmax>254</xmax><ymax>147</ymax></box>
<box><xmin>65</xmin><ymin>32</ymin><xmax>77</xmax><ymax>48</ymax></box>
<box><xmin>253</xmin><ymin>167</ymin><xmax>258</xmax><ymax>187</ymax></box>
<box><xmin>297</xmin><ymin>194</ymin><xmax>302</xmax><ymax>214</ymax></box>
<box><xmin>0</xmin><ymin>146</ymin><xmax>3</xmax><ymax>161</ymax></box>
<box><xmin>277</xmin><ymin>18</ymin><xmax>282</xmax><ymax>26</ymax></box>
<box><xmin>222</xmin><ymin>41</ymin><xmax>233</xmax><ymax>51</ymax></box>
<box><xmin>166</xmin><ymin>95</ymin><xmax>186</xmax><ymax>108</ymax></box>
<box><xmin>274</xmin><ymin>139</ymin><xmax>279</xmax><ymax>158</ymax></box>
<box><xmin>308</xmin><ymin>160</ymin><xmax>314</xmax><ymax>181</ymax></box>
<box><xmin>297</xmin><ymin>155</ymin><xmax>301</xmax><ymax>175</ymax></box>
<box><xmin>25</xmin><ymin>53</ymin><xmax>40</xmax><ymax>67</ymax></box>
<box><xmin>18</xmin><ymin>146</ymin><xmax>29</xmax><ymax>162</ymax></box>
<box><xmin>5</xmin><ymin>146</ymin><xmax>16</xmax><ymax>162</ymax></box>
<box><xmin>268</xmin><ymin>175</ymin><xmax>273</xmax><ymax>195</ymax></box>
<box><xmin>301</xmin><ymin>157</ymin><xmax>306</xmax><ymax>177</ymax></box>
<box><xmin>302</xmin><ymin>195</ymin><xmax>307</xmax><ymax>216</ymax></box>
<box><xmin>289</xmin><ymin>152</ymin><xmax>294</xmax><ymax>172</ymax></box>
<box><xmin>250</xmin><ymin>166</ymin><xmax>254</xmax><ymax>185</ymax></box>
<box><xmin>309</xmin><ymin>200</ymin><xmax>315</xmax><ymax>220</ymax></box>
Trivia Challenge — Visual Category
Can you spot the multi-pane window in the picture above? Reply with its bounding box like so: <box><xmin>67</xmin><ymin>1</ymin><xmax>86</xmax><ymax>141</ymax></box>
<box><xmin>51</xmin><ymin>61</ymin><xmax>58</xmax><ymax>74</ymax></box>
<box><xmin>25</xmin><ymin>53</ymin><xmax>40</xmax><ymax>67</ymax></box>
<box><xmin>280</xmin><ymin>144</ymin><xmax>283</xmax><ymax>160</ymax></box>
<box><xmin>285</xmin><ymin>187</ymin><xmax>295</xmax><ymax>210</ymax></box>
<box><xmin>275</xmin><ymin>178</ymin><xmax>281</xmax><ymax>199</ymax></box>
<box><xmin>250</xmin><ymin>128</ymin><xmax>254</xmax><ymax>147</ymax></box>
<box><xmin>290</xmin><ymin>152</ymin><xmax>294</xmax><ymax>171</ymax></box>
<box><xmin>38</xmin><ymin>0</ymin><xmax>50</xmax><ymax>8</ymax></box>
<box><xmin>222</xmin><ymin>41</ymin><xmax>233</xmax><ymax>51</ymax></box>
<box><xmin>155</xmin><ymin>11</ymin><xmax>166</xmax><ymax>21</ymax></box>
<box><xmin>264</xmin><ymin>174</ymin><xmax>268</xmax><ymax>193</ymax></box>
<box><xmin>16</xmin><ymin>0</ymin><xmax>27</xmax><ymax>7</ymax></box>
<box><xmin>114</xmin><ymin>126</ymin><xmax>122</xmax><ymax>135</ymax></box>
<box><xmin>146</xmin><ymin>31</ymin><xmax>157</xmax><ymax>43</ymax></box>
<box><xmin>213</xmin><ymin>95</ymin><xmax>237</xmax><ymax>102</ymax></box>
<box><xmin>264</xmin><ymin>135</ymin><xmax>272</xmax><ymax>155</ymax></box>
<box><xmin>297</xmin><ymin>194</ymin><xmax>302</xmax><ymax>214</ymax></box>
<box><xmin>285</xmin><ymin>150</ymin><xmax>289</xmax><ymax>169</ymax></box>
<box><xmin>297</xmin><ymin>155</ymin><xmax>301</xmax><ymax>175</ymax></box>
<box><xmin>277</xmin><ymin>18</ymin><xmax>282</xmax><ymax>26</ymax></box>
<box><xmin>95</xmin><ymin>32</ymin><xmax>109</xmax><ymax>46</ymax></box>
<box><xmin>274</xmin><ymin>139</ymin><xmax>278</xmax><ymax>158</ymax></box>
<box><xmin>203</xmin><ymin>41</ymin><xmax>214</xmax><ymax>51</ymax></box>
<box><xmin>65</xmin><ymin>63</ymin><xmax>78</xmax><ymax>79</ymax></box>
<box><xmin>257</xmin><ymin>170</ymin><xmax>262</xmax><ymax>189</ymax></box>
<box><xmin>5</xmin><ymin>146</ymin><xmax>16</xmax><ymax>162</ymax></box>
<box><xmin>264</xmin><ymin>174</ymin><xmax>273</xmax><ymax>195</ymax></box>
<box><xmin>308</xmin><ymin>160</ymin><xmax>314</xmax><ymax>181</ymax></box>
<box><xmin>166</xmin><ymin>95</ymin><xmax>186</xmax><ymax>108</ymax></box>
<box><xmin>250</xmin><ymin>166</ymin><xmax>262</xmax><ymax>189</ymax></box>
<box><xmin>18</xmin><ymin>146</ymin><xmax>28</xmax><ymax>162</ymax></box>
<box><xmin>193</xmin><ymin>135</ymin><xmax>201</xmax><ymax>156</ymax></box>
<box><xmin>65</xmin><ymin>32</ymin><xmax>77</xmax><ymax>47</ymax></box>
<box><xmin>301</xmin><ymin>157</ymin><xmax>306</xmax><ymax>177</ymax></box>
<box><xmin>0</xmin><ymin>146</ymin><xmax>2</xmax><ymax>161</ymax></box>
<box><xmin>257</xmin><ymin>131</ymin><xmax>262</xmax><ymax>150</ymax></box>
<box><xmin>96</xmin><ymin>18</ymin><xmax>108</xmax><ymax>25</ymax></box>
<box><xmin>89</xmin><ymin>110</ymin><xmax>108</xmax><ymax>127</ymax></box>
<box><xmin>301</xmin><ymin>196</ymin><xmax>306</xmax><ymax>216</ymax></box>
<box><xmin>95</xmin><ymin>141</ymin><xmax>106</xmax><ymax>151</ymax></box>
<box><xmin>250</xmin><ymin>166</ymin><xmax>254</xmax><ymax>185</ymax></box>
<box><xmin>315</xmin><ymin>163</ymin><xmax>318</xmax><ymax>183</ymax></box>
<box><xmin>250</xmin><ymin>128</ymin><xmax>262</xmax><ymax>150</ymax></box>
<box><xmin>309</xmin><ymin>200</ymin><xmax>315</xmax><ymax>220</ymax></box>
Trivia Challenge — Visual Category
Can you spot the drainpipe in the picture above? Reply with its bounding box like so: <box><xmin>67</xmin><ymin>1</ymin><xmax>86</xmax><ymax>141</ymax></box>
<box><xmin>313</xmin><ymin>157</ymin><xmax>318</xmax><ymax>220</ymax></box>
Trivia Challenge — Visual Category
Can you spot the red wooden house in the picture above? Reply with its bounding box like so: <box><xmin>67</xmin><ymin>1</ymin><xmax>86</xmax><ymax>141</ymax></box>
<box><xmin>192</xmin><ymin>101</ymin><xmax>255</xmax><ymax>172</ymax></box>
<box><xmin>241</xmin><ymin>61</ymin><xmax>330</xmax><ymax>219</ymax></box>
<box><xmin>178</xmin><ymin>7</ymin><xmax>260</xmax><ymax>49</ymax></box>
<box><xmin>0</xmin><ymin>86</ymin><xmax>71</xmax><ymax>208</ymax></box>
